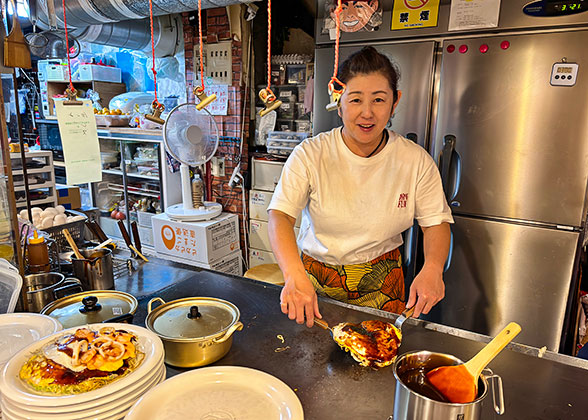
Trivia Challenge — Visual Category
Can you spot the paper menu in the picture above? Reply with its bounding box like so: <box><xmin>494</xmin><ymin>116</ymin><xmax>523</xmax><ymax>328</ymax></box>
<box><xmin>449</xmin><ymin>0</ymin><xmax>501</xmax><ymax>32</ymax></box>
<box><xmin>55</xmin><ymin>100</ymin><xmax>103</xmax><ymax>185</ymax></box>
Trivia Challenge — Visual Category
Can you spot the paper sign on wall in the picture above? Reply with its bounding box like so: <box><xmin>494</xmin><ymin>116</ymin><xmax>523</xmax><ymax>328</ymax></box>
<box><xmin>203</xmin><ymin>84</ymin><xmax>228</xmax><ymax>116</ymax></box>
<box><xmin>55</xmin><ymin>100</ymin><xmax>102</xmax><ymax>185</ymax></box>
<box><xmin>392</xmin><ymin>0</ymin><xmax>441</xmax><ymax>31</ymax></box>
<box><xmin>448</xmin><ymin>0</ymin><xmax>501</xmax><ymax>31</ymax></box>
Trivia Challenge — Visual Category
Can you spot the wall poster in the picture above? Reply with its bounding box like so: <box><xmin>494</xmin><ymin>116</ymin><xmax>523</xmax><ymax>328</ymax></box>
<box><xmin>391</xmin><ymin>0</ymin><xmax>441</xmax><ymax>30</ymax></box>
<box><xmin>322</xmin><ymin>0</ymin><xmax>383</xmax><ymax>39</ymax></box>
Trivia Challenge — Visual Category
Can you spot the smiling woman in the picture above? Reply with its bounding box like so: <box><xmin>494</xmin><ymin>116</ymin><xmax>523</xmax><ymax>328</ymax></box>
<box><xmin>268</xmin><ymin>46</ymin><xmax>454</xmax><ymax>328</ymax></box>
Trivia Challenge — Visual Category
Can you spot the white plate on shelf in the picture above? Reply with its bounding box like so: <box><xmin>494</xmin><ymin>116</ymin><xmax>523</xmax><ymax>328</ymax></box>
<box><xmin>1</xmin><ymin>364</ymin><xmax>166</xmax><ymax>420</ymax></box>
<box><xmin>0</xmin><ymin>323</ymin><xmax>163</xmax><ymax>407</ymax></box>
<box><xmin>125</xmin><ymin>366</ymin><xmax>303</xmax><ymax>420</ymax></box>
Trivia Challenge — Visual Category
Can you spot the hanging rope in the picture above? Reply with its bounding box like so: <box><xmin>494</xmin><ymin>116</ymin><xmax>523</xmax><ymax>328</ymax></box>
<box><xmin>148</xmin><ymin>0</ymin><xmax>160</xmax><ymax>107</ymax></box>
<box><xmin>257</xmin><ymin>0</ymin><xmax>281</xmax><ymax>116</ymax></box>
<box><xmin>193</xmin><ymin>0</ymin><xmax>216</xmax><ymax>110</ymax></box>
<box><xmin>266</xmin><ymin>0</ymin><xmax>272</xmax><ymax>91</ymax></box>
<box><xmin>198</xmin><ymin>0</ymin><xmax>205</xmax><ymax>91</ymax></box>
<box><xmin>328</xmin><ymin>0</ymin><xmax>346</xmax><ymax>96</ymax></box>
<box><xmin>61</xmin><ymin>0</ymin><xmax>73</xmax><ymax>92</ymax></box>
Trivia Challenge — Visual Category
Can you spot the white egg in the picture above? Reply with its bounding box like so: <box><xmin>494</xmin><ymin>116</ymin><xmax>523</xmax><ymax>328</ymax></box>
<box><xmin>40</xmin><ymin>208</ymin><xmax>57</xmax><ymax>219</ymax></box>
<box><xmin>31</xmin><ymin>207</ymin><xmax>43</xmax><ymax>215</ymax></box>
<box><xmin>19</xmin><ymin>209</ymin><xmax>29</xmax><ymax>220</ymax></box>
<box><xmin>40</xmin><ymin>217</ymin><xmax>54</xmax><ymax>229</ymax></box>
<box><xmin>43</xmin><ymin>343</ymin><xmax>85</xmax><ymax>372</ymax></box>
<box><xmin>71</xmin><ymin>215</ymin><xmax>85</xmax><ymax>222</ymax></box>
<box><xmin>55</xmin><ymin>205</ymin><xmax>66</xmax><ymax>214</ymax></box>
<box><xmin>53</xmin><ymin>214</ymin><xmax>67</xmax><ymax>226</ymax></box>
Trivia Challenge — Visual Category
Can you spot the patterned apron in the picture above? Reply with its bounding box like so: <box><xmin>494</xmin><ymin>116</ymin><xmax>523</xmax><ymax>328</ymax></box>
<box><xmin>302</xmin><ymin>248</ymin><xmax>406</xmax><ymax>314</ymax></box>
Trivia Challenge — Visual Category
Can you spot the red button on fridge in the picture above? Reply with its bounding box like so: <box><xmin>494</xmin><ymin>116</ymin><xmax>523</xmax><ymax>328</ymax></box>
<box><xmin>501</xmin><ymin>40</ymin><xmax>510</xmax><ymax>50</ymax></box>
<box><xmin>447</xmin><ymin>44</ymin><xmax>456</xmax><ymax>53</ymax></box>
<box><xmin>479</xmin><ymin>44</ymin><xmax>489</xmax><ymax>53</ymax></box>
<box><xmin>459</xmin><ymin>44</ymin><xmax>468</xmax><ymax>53</ymax></box>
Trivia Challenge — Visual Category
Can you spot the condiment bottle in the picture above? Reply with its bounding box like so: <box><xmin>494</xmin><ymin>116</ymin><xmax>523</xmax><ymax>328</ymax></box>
<box><xmin>27</xmin><ymin>231</ymin><xmax>50</xmax><ymax>273</ymax></box>
<box><xmin>192</xmin><ymin>174</ymin><xmax>204</xmax><ymax>208</ymax></box>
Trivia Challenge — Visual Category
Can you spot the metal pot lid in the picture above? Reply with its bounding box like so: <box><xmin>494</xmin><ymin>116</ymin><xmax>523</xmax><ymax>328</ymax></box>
<box><xmin>147</xmin><ymin>297</ymin><xmax>240</xmax><ymax>341</ymax></box>
<box><xmin>40</xmin><ymin>290</ymin><xmax>137</xmax><ymax>329</ymax></box>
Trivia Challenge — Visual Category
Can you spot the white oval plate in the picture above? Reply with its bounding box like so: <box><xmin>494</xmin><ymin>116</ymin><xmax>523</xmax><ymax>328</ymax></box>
<box><xmin>0</xmin><ymin>323</ymin><xmax>163</xmax><ymax>407</ymax></box>
<box><xmin>2</xmin><ymin>355</ymin><xmax>164</xmax><ymax>414</ymax></box>
<box><xmin>0</xmin><ymin>313</ymin><xmax>63</xmax><ymax>366</ymax></box>
<box><xmin>125</xmin><ymin>366</ymin><xmax>303</xmax><ymax>420</ymax></box>
<box><xmin>1</xmin><ymin>364</ymin><xmax>166</xmax><ymax>420</ymax></box>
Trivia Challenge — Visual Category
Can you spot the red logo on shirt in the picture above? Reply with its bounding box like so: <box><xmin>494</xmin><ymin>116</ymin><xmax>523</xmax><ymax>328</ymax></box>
<box><xmin>398</xmin><ymin>193</ymin><xmax>408</xmax><ymax>208</ymax></box>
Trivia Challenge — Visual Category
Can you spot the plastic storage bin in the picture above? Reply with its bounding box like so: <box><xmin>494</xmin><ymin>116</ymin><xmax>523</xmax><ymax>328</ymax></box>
<box><xmin>0</xmin><ymin>258</ymin><xmax>22</xmax><ymax>314</ymax></box>
<box><xmin>77</xmin><ymin>64</ymin><xmax>122</xmax><ymax>83</ymax></box>
<box><xmin>278</xmin><ymin>101</ymin><xmax>296</xmax><ymax>119</ymax></box>
<box><xmin>266</xmin><ymin>131</ymin><xmax>309</xmax><ymax>156</ymax></box>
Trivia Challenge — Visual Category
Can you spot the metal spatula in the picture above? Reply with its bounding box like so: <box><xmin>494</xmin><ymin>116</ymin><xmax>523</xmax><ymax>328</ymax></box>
<box><xmin>395</xmin><ymin>305</ymin><xmax>415</xmax><ymax>332</ymax></box>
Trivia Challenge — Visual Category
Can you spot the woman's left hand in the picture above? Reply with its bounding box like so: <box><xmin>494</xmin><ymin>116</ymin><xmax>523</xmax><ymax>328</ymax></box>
<box><xmin>406</xmin><ymin>264</ymin><xmax>445</xmax><ymax>317</ymax></box>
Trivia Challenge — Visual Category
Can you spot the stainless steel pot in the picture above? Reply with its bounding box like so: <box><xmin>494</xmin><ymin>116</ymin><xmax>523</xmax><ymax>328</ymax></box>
<box><xmin>24</xmin><ymin>272</ymin><xmax>82</xmax><ymax>313</ymax></box>
<box><xmin>392</xmin><ymin>350</ymin><xmax>505</xmax><ymax>420</ymax></box>
<box><xmin>72</xmin><ymin>248</ymin><xmax>114</xmax><ymax>290</ymax></box>
<box><xmin>146</xmin><ymin>297</ymin><xmax>243</xmax><ymax>368</ymax></box>
<box><xmin>41</xmin><ymin>290</ymin><xmax>137</xmax><ymax>329</ymax></box>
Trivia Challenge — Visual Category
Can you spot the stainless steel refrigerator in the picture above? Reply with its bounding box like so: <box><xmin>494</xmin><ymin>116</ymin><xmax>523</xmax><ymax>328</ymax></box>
<box><xmin>313</xmin><ymin>0</ymin><xmax>588</xmax><ymax>352</ymax></box>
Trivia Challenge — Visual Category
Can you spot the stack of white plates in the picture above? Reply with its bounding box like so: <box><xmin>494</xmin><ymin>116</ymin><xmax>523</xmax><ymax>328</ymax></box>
<box><xmin>126</xmin><ymin>366</ymin><xmax>304</xmax><ymax>420</ymax></box>
<box><xmin>0</xmin><ymin>323</ymin><xmax>165</xmax><ymax>420</ymax></box>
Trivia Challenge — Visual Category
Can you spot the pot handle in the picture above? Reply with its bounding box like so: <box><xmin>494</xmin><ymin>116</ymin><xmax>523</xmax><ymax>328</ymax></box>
<box><xmin>213</xmin><ymin>321</ymin><xmax>244</xmax><ymax>344</ymax></box>
<box><xmin>103</xmin><ymin>313</ymin><xmax>134</xmax><ymax>324</ymax></box>
<box><xmin>483</xmin><ymin>368</ymin><xmax>505</xmax><ymax>415</ymax></box>
<box><xmin>148</xmin><ymin>297</ymin><xmax>166</xmax><ymax>314</ymax></box>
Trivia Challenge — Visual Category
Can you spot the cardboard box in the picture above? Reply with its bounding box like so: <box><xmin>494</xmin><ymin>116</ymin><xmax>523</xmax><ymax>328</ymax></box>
<box><xmin>152</xmin><ymin>213</ymin><xmax>240</xmax><ymax>264</ymax></box>
<box><xmin>249</xmin><ymin>189</ymin><xmax>300</xmax><ymax>227</ymax></box>
<box><xmin>56</xmin><ymin>185</ymin><xmax>81</xmax><ymax>209</ymax></box>
<box><xmin>249</xmin><ymin>248</ymin><xmax>277</xmax><ymax>268</ymax></box>
<box><xmin>250</xmin><ymin>219</ymin><xmax>299</xmax><ymax>252</ymax></box>
<box><xmin>156</xmin><ymin>249</ymin><xmax>243</xmax><ymax>276</ymax></box>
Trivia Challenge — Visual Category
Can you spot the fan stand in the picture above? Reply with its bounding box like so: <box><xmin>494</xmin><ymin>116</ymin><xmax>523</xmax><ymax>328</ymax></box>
<box><xmin>165</xmin><ymin>163</ymin><xmax>222</xmax><ymax>221</ymax></box>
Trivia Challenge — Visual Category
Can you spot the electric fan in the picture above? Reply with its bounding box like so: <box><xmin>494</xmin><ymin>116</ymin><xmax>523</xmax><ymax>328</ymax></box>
<box><xmin>163</xmin><ymin>104</ymin><xmax>222</xmax><ymax>221</ymax></box>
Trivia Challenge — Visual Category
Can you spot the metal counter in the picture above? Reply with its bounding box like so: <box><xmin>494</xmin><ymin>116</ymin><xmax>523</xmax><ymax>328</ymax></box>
<box><xmin>117</xmin><ymin>261</ymin><xmax>588</xmax><ymax>420</ymax></box>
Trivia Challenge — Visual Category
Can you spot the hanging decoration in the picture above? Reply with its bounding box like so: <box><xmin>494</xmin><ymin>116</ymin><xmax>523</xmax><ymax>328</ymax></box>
<box><xmin>326</xmin><ymin>0</ymin><xmax>346</xmax><ymax>111</ymax></box>
<box><xmin>144</xmin><ymin>0</ymin><xmax>165</xmax><ymax>124</ymax></box>
<box><xmin>194</xmin><ymin>0</ymin><xmax>217</xmax><ymax>110</ymax></box>
<box><xmin>258</xmin><ymin>0</ymin><xmax>282</xmax><ymax>117</ymax></box>
<box><xmin>61</xmin><ymin>0</ymin><xmax>81</xmax><ymax>105</ymax></box>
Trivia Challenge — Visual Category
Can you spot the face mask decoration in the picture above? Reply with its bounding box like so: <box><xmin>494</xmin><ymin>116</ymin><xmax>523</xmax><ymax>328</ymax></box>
<box><xmin>323</xmin><ymin>0</ymin><xmax>383</xmax><ymax>33</ymax></box>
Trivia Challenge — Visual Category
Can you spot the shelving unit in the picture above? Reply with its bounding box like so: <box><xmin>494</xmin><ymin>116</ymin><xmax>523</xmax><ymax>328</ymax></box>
<box><xmin>93</xmin><ymin>128</ymin><xmax>181</xmax><ymax>249</ymax></box>
<box><xmin>11</xmin><ymin>151</ymin><xmax>58</xmax><ymax>210</ymax></box>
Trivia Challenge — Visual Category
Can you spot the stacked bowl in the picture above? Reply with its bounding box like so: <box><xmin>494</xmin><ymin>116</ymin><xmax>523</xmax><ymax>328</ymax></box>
<box><xmin>0</xmin><ymin>323</ymin><xmax>164</xmax><ymax>420</ymax></box>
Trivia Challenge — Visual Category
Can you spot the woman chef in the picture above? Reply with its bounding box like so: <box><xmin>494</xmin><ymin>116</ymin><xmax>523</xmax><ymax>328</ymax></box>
<box><xmin>267</xmin><ymin>47</ymin><xmax>453</xmax><ymax>327</ymax></box>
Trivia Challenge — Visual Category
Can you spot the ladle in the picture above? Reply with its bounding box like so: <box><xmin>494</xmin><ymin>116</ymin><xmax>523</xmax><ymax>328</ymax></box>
<box><xmin>63</xmin><ymin>228</ymin><xmax>83</xmax><ymax>260</ymax></box>
<box><xmin>394</xmin><ymin>305</ymin><xmax>415</xmax><ymax>332</ymax></box>
<box><xmin>426</xmin><ymin>322</ymin><xmax>521</xmax><ymax>403</ymax></box>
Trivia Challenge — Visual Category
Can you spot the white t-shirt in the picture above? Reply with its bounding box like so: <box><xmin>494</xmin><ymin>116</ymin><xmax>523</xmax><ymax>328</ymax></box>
<box><xmin>268</xmin><ymin>127</ymin><xmax>454</xmax><ymax>265</ymax></box>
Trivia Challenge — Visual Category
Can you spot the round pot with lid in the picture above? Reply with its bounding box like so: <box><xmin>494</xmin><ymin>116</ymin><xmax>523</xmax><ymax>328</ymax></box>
<box><xmin>146</xmin><ymin>297</ymin><xmax>243</xmax><ymax>368</ymax></box>
<box><xmin>23</xmin><ymin>272</ymin><xmax>83</xmax><ymax>313</ymax></box>
<box><xmin>392</xmin><ymin>350</ymin><xmax>505</xmax><ymax>420</ymax></box>
<box><xmin>40</xmin><ymin>290</ymin><xmax>137</xmax><ymax>328</ymax></box>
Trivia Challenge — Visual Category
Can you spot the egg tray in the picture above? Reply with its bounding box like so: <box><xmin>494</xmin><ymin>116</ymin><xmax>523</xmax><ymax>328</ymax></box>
<box><xmin>41</xmin><ymin>210</ymin><xmax>88</xmax><ymax>253</ymax></box>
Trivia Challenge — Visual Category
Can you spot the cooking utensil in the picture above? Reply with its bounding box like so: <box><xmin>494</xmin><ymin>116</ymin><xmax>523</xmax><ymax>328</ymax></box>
<box><xmin>393</xmin><ymin>350</ymin><xmax>505</xmax><ymax>420</ymax></box>
<box><xmin>395</xmin><ymin>305</ymin><xmax>415</xmax><ymax>331</ymax></box>
<box><xmin>88</xmin><ymin>220</ymin><xmax>108</xmax><ymax>242</ymax></box>
<box><xmin>131</xmin><ymin>221</ymin><xmax>142</xmax><ymax>254</ymax></box>
<box><xmin>314</xmin><ymin>318</ymin><xmax>333</xmax><ymax>334</ymax></box>
<box><xmin>130</xmin><ymin>244</ymin><xmax>149</xmax><ymax>262</ymax></box>
<box><xmin>3</xmin><ymin>0</ymin><xmax>31</xmax><ymax>68</ymax></box>
<box><xmin>41</xmin><ymin>290</ymin><xmax>137</xmax><ymax>328</ymax></box>
<box><xmin>426</xmin><ymin>322</ymin><xmax>521</xmax><ymax>404</ymax></box>
<box><xmin>71</xmin><ymin>248</ymin><xmax>114</xmax><ymax>290</ymax></box>
<box><xmin>23</xmin><ymin>272</ymin><xmax>82</xmax><ymax>312</ymax></box>
<box><xmin>62</xmin><ymin>228</ymin><xmax>83</xmax><ymax>260</ymax></box>
<box><xmin>146</xmin><ymin>297</ymin><xmax>243</xmax><ymax>368</ymax></box>
<box><xmin>117</xmin><ymin>220</ymin><xmax>134</xmax><ymax>250</ymax></box>
<box><xmin>94</xmin><ymin>238</ymin><xmax>114</xmax><ymax>249</ymax></box>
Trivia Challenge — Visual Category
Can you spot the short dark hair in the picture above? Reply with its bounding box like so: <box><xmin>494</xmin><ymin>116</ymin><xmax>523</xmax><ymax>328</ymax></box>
<box><xmin>337</xmin><ymin>46</ymin><xmax>400</xmax><ymax>103</ymax></box>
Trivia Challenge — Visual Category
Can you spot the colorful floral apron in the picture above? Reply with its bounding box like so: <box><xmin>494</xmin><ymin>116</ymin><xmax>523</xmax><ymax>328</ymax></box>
<box><xmin>302</xmin><ymin>248</ymin><xmax>406</xmax><ymax>314</ymax></box>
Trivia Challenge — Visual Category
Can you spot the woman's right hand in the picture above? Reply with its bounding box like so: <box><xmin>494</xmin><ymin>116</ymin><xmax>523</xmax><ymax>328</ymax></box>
<box><xmin>280</xmin><ymin>272</ymin><xmax>322</xmax><ymax>328</ymax></box>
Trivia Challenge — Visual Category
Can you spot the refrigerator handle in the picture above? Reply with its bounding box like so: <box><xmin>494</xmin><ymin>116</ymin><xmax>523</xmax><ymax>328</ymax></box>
<box><xmin>444</xmin><ymin>230</ymin><xmax>454</xmax><ymax>273</ymax></box>
<box><xmin>403</xmin><ymin>225</ymin><xmax>415</xmax><ymax>267</ymax></box>
<box><xmin>452</xmin><ymin>151</ymin><xmax>462</xmax><ymax>201</ymax></box>
<box><xmin>406</xmin><ymin>132</ymin><xmax>418</xmax><ymax>143</ymax></box>
<box><xmin>439</xmin><ymin>135</ymin><xmax>456</xmax><ymax>200</ymax></box>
